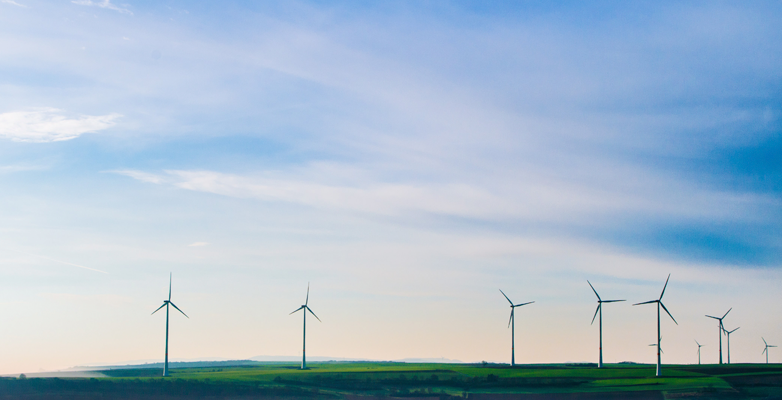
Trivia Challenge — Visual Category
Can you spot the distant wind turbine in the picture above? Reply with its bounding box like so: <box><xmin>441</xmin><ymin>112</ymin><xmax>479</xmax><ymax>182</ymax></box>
<box><xmin>649</xmin><ymin>341</ymin><xmax>664</xmax><ymax>354</ymax></box>
<box><xmin>587</xmin><ymin>280</ymin><xmax>625</xmax><ymax>368</ymax></box>
<box><xmin>499</xmin><ymin>289</ymin><xmax>534</xmax><ymax>366</ymax></box>
<box><xmin>705</xmin><ymin>308</ymin><xmax>731</xmax><ymax>364</ymax></box>
<box><xmin>695</xmin><ymin>340</ymin><xmax>704</xmax><ymax>365</ymax></box>
<box><xmin>762</xmin><ymin>337</ymin><xmax>777</xmax><ymax>364</ymax></box>
<box><xmin>151</xmin><ymin>273</ymin><xmax>189</xmax><ymax>377</ymax></box>
<box><xmin>724</xmin><ymin>327</ymin><xmax>739</xmax><ymax>364</ymax></box>
<box><xmin>290</xmin><ymin>283</ymin><xmax>321</xmax><ymax>370</ymax></box>
<box><xmin>633</xmin><ymin>274</ymin><xmax>677</xmax><ymax>377</ymax></box>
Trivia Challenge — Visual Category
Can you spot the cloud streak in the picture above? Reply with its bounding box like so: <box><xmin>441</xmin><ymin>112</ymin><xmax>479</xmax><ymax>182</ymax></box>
<box><xmin>0</xmin><ymin>108</ymin><xmax>120</xmax><ymax>143</ymax></box>
<box><xmin>113</xmin><ymin>166</ymin><xmax>775</xmax><ymax>229</ymax></box>
<box><xmin>5</xmin><ymin>248</ymin><xmax>108</xmax><ymax>274</ymax></box>
<box><xmin>1</xmin><ymin>0</ymin><xmax>26</xmax><ymax>7</ymax></box>
<box><xmin>71</xmin><ymin>0</ymin><xmax>132</xmax><ymax>15</ymax></box>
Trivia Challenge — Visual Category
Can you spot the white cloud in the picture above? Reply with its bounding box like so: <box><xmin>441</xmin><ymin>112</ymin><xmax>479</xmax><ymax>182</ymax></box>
<box><xmin>1</xmin><ymin>0</ymin><xmax>26</xmax><ymax>7</ymax></box>
<box><xmin>108</xmin><ymin>169</ymin><xmax>166</xmax><ymax>184</ymax></box>
<box><xmin>112</xmin><ymin>166</ymin><xmax>775</xmax><ymax>226</ymax></box>
<box><xmin>188</xmin><ymin>242</ymin><xmax>209</xmax><ymax>247</ymax></box>
<box><xmin>0</xmin><ymin>164</ymin><xmax>46</xmax><ymax>173</ymax></box>
<box><xmin>71</xmin><ymin>0</ymin><xmax>132</xmax><ymax>15</ymax></box>
<box><xmin>0</xmin><ymin>108</ymin><xmax>121</xmax><ymax>143</ymax></box>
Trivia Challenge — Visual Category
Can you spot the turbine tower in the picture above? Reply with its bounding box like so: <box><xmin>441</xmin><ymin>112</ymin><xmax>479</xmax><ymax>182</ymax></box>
<box><xmin>587</xmin><ymin>280</ymin><xmax>625</xmax><ymax>368</ymax></box>
<box><xmin>762</xmin><ymin>337</ymin><xmax>777</xmax><ymax>364</ymax></box>
<box><xmin>290</xmin><ymin>283</ymin><xmax>321</xmax><ymax>370</ymax></box>
<box><xmin>705</xmin><ymin>308</ymin><xmax>731</xmax><ymax>365</ymax></box>
<box><xmin>499</xmin><ymin>289</ymin><xmax>534</xmax><ymax>366</ymax></box>
<box><xmin>695</xmin><ymin>340</ymin><xmax>704</xmax><ymax>365</ymax></box>
<box><xmin>633</xmin><ymin>274</ymin><xmax>677</xmax><ymax>377</ymax></box>
<box><xmin>724</xmin><ymin>327</ymin><xmax>739</xmax><ymax>364</ymax></box>
<box><xmin>151</xmin><ymin>273</ymin><xmax>189</xmax><ymax>377</ymax></box>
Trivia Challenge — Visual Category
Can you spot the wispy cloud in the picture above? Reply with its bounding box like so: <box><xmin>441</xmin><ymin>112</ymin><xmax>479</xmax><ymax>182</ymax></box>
<box><xmin>108</xmin><ymin>169</ymin><xmax>167</xmax><ymax>184</ymax></box>
<box><xmin>188</xmin><ymin>242</ymin><xmax>209</xmax><ymax>247</ymax></box>
<box><xmin>40</xmin><ymin>293</ymin><xmax>131</xmax><ymax>305</ymax></box>
<box><xmin>0</xmin><ymin>164</ymin><xmax>47</xmax><ymax>173</ymax></box>
<box><xmin>0</xmin><ymin>108</ymin><xmax>120</xmax><ymax>143</ymax></box>
<box><xmin>1</xmin><ymin>0</ymin><xmax>26</xmax><ymax>7</ymax></box>
<box><xmin>4</xmin><ymin>248</ymin><xmax>108</xmax><ymax>274</ymax></box>
<box><xmin>71</xmin><ymin>0</ymin><xmax>132</xmax><ymax>15</ymax></box>
<box><xmin>112</xmin><ymin>166</ymin><xmax>775</xmax><ymax>227</ymax></box>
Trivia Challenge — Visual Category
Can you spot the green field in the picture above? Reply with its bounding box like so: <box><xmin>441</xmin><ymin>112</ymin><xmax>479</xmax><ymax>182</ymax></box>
<box><xmin>2</xmin><ymin>362</ymin><xmax>782</xmax><ymax>399</ymax></box>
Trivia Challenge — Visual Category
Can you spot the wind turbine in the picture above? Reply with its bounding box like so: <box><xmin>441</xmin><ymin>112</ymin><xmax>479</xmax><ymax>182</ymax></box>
<box><xmin>705</xmin><ymin>308</ymin><xmax>731</xmax><ymax>364</ymax></box>
<box><xmin>151</xmin><ymin>273</ymin><xmax>189</xmax><ymax>377</ymax></box>
<box><xmin>633</xmin><ymin>274</ymin><xmax>677</xmax><ymax>377</ymax></box>
<box><xmin>587</xmin><ymin>280</ymin><xmax>625</xmax><ymax>368</ymax></box>
<box><xmin>290</xmin><ymin>283</ymin><xmax>321</xmax><ymax>370</ymax></box>
<box><xmin>724</xmin><ymin>327</ymin><xmax>739</xmax><ymax>364</ymax></box>
<box><xmin>499</xmin><ymin>289</ymin><xmax>534</xmax><ymax>366</ymax></box>
<box><xmin>695</xmin><ymin>340</ymin><xmax>704</xmax><ymax>365</ymax></box>
<box><xmin>762</xmin><ymin>337</ymin><xmax>777</xmax><ymax>364</ymax></box>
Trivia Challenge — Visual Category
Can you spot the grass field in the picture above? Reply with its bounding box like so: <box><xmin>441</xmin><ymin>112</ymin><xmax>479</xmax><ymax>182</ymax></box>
<box><xmin>2</xmin><ymin>362</ymin><xmax>782</xmax><ymax>399</ymax></box>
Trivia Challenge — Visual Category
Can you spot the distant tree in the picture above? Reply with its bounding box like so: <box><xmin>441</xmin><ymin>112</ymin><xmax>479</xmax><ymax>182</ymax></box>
<box><xmin>17</xmin><ymin>374</ymin><xmax>26</xmax><ymax>380</ymax></box>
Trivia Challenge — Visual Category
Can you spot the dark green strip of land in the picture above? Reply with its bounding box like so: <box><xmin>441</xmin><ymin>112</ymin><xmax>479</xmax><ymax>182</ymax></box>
<box><xmin>2</xmin><ymin>362</ymin><xmax>782</xmax><ymax>399</ymax></box>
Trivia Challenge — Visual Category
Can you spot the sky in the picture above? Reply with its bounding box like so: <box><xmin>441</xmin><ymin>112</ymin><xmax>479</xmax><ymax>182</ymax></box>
<box><xmin>0</xmin><ymin>0</ymin><xmax>781</xmax><ymax>375</ymax></box>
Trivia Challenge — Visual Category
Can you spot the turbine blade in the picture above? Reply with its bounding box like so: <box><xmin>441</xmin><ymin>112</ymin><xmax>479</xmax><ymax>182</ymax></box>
<box><xmin>770</xmin><ymin>345</ymin><xmax>778</xmax><ymax>348</ymax></box>
<box><xmin>602</xmin><ymin>300</ymin><xmax>625</xmax><ymax>303</ymax></box>
<box><xmin>729</xmin><ymin>327</ymin><xmax>740</xmax><ymax>334</ymax></box>
<box><xmin>306</xmin><ymin>306</ymin><xmax>321</xmax><ymax>322</ymax></box>
<box><xmin>762</xmin><ymin>348</ymin><xmax>767</xmax><ymax>355</ymax></box>
<box><xmin>695</xmin><ymin>340</ymin><xmax>700</xmax><ymax>346</ymax></box>
<box><xmin>722</xmin><ymin>308</ymin><xmax>732</xmax><ymax>319</ymax></box>
<box><xmin>659</xmin><ymin>274</ymin><xmax>670</xmax><ymax>300</ymax></box>
<box><xmin>151</xmin><ymin>303</ymin><xmax>166</xmax><ymax>315</ymax></box>
<box><xmin>660</xmin><ymin>302</ymin><xmax>677</xmax><ymax>324</ymax></box>
<box><xmin>306</xmin><ymin>282</ymin><xmax>310</xmax><ymax>306</ymax></box>
<box><xmin>289</xmin><ymin>306</ymin><xmax>304</xmax><ymax>315</ymax></box>
<box><xmin>763</xmin><ymin>337</ymin><xmax>768</xmax><ymax>346</ymax></box>
<box><xmin>705</xmin><ymin>315</ymin><xmax>720</xmax><ymax>320</ymax></box>
<box><xmin>591</xmin><ymin>304</ymin><xmax>600</xmax><ymax>325</ymax></box>
<box><xmin>169</xmin><ymin>273</ymin><xmax>172</xmax><ymax>301</ymax></box>
<box><xmin>633</xmin><ymin>300</ymin><xmax>657</xmax><ymax>306</ymax></box>
<box><xmin>587</xmin><ymin>280</ymin><xmax>601</xmax><ymax>301</ymax></box>
<box><xmin>169</xmin><ymin>302</ymin><xmax>189</xmax><ymax>318</ymax></box>
<box><xmin>515</xmin><ymin>301</ymin><xmax>534</xmax><ymax>307</ymax></box>
<box><xmin>499</xmin><ymin>289</ymin><xmax>513</xmax><ymax>305</ymax></box>
<box><xmin>508</xmin><ymin>309</ymin><xmax>513</xmax><ymax>328</ymax></box>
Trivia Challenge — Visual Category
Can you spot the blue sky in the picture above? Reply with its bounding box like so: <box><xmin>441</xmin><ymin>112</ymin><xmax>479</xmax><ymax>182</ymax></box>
<box><xmin>0</xmin><ymin>0</ymin><xmax>781</xmax><ymax>374</ymax></box>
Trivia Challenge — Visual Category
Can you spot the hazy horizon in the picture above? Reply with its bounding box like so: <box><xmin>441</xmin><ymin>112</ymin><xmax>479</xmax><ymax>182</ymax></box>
<box><xmin>1</xmin><ymin>1</ymin><xmax>781</xmax><ymax>375</ymax></box>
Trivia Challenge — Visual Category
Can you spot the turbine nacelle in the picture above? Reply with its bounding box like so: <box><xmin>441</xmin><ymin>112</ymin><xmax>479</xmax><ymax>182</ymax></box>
<box><xmin>706</xmin><ymin>308</ymin><xmax>731</xmax><ymax>331</ymax></box>
<box><xmin>587</xmin><ymin>280</ymin><xmax>625</xmax><ymax>325</ymax></box>
<box><xmin>632</xmin><ymin>274</ymin><xmax>677</xmax><ymax>325</ymax></box>
<box><xmin>762</xmin><ymin>337</ymin><xmax>777</xmax><ymax>354</ymax></box>
<box><xmin>499</xmin><ymin>289</ymin><xmax>533</xmax><ymax>328</ymax></box>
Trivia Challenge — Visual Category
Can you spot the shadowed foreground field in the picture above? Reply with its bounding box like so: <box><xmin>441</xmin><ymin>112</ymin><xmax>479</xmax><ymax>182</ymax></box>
<box><xmin>1</xmin><ymin>362</ymin><xmax>782</xmax><ymax>399</ymax></box>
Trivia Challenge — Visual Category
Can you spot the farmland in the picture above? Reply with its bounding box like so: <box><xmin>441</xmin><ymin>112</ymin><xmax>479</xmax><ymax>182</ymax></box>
<box><xmin>2</xmin><ymin>362</ymin><xmax>782</xmax><ymax>399</ymax></box>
